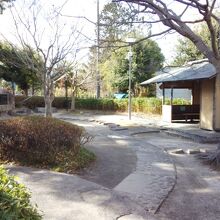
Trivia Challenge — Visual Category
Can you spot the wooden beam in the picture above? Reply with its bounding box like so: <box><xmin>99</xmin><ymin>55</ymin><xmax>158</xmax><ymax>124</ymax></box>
<box><xmin>162</xmin><ymin>83</ymin><xmax>165</xmax><ymax>105</ymax></box>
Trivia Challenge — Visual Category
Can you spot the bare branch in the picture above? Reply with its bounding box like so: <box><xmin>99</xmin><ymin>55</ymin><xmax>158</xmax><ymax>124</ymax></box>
<box><xmin>57</xmin><ymin>13</ymin><xmax>96</xmax><ymax>25</ymax></box>
<box><xmin>114</xmin><ymin>0</ymin><xmax>218</xmax><ymax>62</ymax></box>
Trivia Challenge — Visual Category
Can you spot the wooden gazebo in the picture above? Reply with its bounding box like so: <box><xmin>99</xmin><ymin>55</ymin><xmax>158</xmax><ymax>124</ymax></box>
<box><xmin>141</xmin><ymin>60</ymin><xmax>217</xmax><ymax>130</ymax></box>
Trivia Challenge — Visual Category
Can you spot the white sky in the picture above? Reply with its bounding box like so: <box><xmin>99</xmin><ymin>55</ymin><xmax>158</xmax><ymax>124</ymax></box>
<box><xmin>0</xmin><ymin>0</ymin><xmax>112</xmax><ymax>64</ymax></box>
<box><xmin>0</xmin><ymin>0</ymin><xmax>208</xmax><ymax>64</ymax></box>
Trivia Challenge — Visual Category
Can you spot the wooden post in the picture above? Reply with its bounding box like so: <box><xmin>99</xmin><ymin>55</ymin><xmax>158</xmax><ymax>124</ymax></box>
<box><xmin>162</xmin><ymin>83</ymin><xmax>165</xmax><ymax>105</ymax></box>
<box><xmin>171</xmin><ymin>87</ymin><xmax>173</xmax><ymax>106</ymax></box>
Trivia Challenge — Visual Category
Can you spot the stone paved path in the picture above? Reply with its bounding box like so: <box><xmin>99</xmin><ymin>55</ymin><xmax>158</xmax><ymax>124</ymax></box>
<box><xmin>58</xmin><ymin>114</ymin><xmax>176</xmax><ymax>213</ymax></box>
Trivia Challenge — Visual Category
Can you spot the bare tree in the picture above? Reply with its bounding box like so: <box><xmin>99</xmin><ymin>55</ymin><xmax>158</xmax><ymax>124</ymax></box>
<box><xmin>112</xmin><ymin>1</ymin><xmax>219</xmax><ymax>62</ymax></box>
<box><xmin>9</xmin><ymin>0</ymin><xmax>81</xmax><ymax>116</ymax></box>
<box><xmin>55</xmin><ymin>61</ymin><xmax>93</xmax><ymax>111</ymax></box>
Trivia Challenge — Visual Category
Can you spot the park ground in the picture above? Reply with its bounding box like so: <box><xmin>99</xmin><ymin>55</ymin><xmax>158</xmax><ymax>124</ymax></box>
<box><xmin>6</xmin><ymin>111</ymin><xmax>220</xmax><ymax>220</ymax></box>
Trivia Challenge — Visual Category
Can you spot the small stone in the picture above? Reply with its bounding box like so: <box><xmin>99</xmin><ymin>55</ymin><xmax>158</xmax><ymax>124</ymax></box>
<box><xmin>200</xmin><ymin>149</ymin><xmax>207</xmax><ymax>153</ymax></box>
<box><xmin>171</xmin><ymin>149</ymin><xmax>184</xmax><ymax>154</ymax></box>
<box><xmin>186</xmin><ymin>149</ymin><xmax>201</xmax><ymax>154</ymax></box>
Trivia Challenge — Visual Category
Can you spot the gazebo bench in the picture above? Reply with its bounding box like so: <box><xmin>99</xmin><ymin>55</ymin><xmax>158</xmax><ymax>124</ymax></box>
<box><xmin>172</xmin><ymin>105</ymin><xmax>200</xmax><ymax>122</ymax></box>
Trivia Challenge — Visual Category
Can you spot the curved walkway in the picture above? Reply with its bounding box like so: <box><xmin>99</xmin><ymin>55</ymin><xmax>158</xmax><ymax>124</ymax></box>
<box><xmin>58</xmin><ymin>113</ymin><xmax>176</xmax><ymax>212</ymax></box>
<box><xmin>7</xmin><ymin>112</ymin><xmax>177</xmax><ymax>220</ymax></box>
<box><xmin>8</xmin><ymin>111</ymin><xmax>220</xmax><ymax>219</ymax></box>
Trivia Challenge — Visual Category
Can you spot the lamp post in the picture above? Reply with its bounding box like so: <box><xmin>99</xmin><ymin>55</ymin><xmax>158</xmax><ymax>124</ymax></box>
<box><xmin>126</xmin><ymin>38</ymin><xmax>135</xmax><ymax>120</ymax></box>
<box><xmin>96</xmin><ymin>0</ymin><xmax>101</xmax><ymax>98</ymax></box>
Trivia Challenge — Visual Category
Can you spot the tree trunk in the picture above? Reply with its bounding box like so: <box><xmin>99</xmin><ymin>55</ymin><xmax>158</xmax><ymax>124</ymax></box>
<box><xmin>31</xmin><ymin>84</ymin><xmax>35</xmax><ymax>96</ymax></box>
<box><xmin>44</xmin><ymin>79</ymin><xmax>54</xmax><ymax>117</ymax></box>
<box><xmin>45</xmin><ymin>96</ymin><xmax>53</xmax><ymax>117</ymax></box>
<box><xmin>24</xmin><ymin>89</ymin><xmax>28</xmax><ymax>97</ymax></box>
<box><xmin>71</xmin><ymin>87</ymin><xmax>76</xmax><ymax>111</ymax></box>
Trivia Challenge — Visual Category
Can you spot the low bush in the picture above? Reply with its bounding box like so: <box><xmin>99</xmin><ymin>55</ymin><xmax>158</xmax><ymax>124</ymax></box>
<box><xmin>15</xmin><ymin>96</ymin><xmax>70</xmax><ymax>109</ymax></box>
<box><xmin>0</xmin><ymin>166</ymin><xmax>42</xmax><ymax>220</ymax></box>
<box><xmin>164</xmin><ymin>98</ymin><xmax>191</xmax><ymax>105</ymax></box>
<box><xmin>0</xmin><ymin>116</ymin><xmax>92</xmax><ymax>169</ymax></box>
<box><xmin>15</xmin><ymin>96</ymin><xmax>45</xmax><ymax>109</ymax></box>
<box><xmin>53</xmin><ymin>147</ymin><xmax>96</xmax><ymax>173</ymax></box>
<box><xmin>15</xmin><ymin>96</ymin><xmax>191</xmax><ymax>115</ymax></box>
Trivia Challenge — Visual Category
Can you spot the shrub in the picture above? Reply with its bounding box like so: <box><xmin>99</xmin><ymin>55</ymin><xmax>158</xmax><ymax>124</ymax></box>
<box><xmin>113</xmin><ymin>99</ymin><xmax>128</xmax><ymax>112</ymax></box>
<box><xmin>16</xmin><ymin>96</ymin><xmax>45</xmax><ymax>109</ymax></box>
<box><xmin>165</xmin><ymin>98</ymin><xmax>191</xmax><ymax>105</ymax></box>
<box><xmin>197</xmin><ymin>145</ymin><xmax>220</xmax><ymax>169</ymax></box>
<box><xmin>15</xmin><ymin>95</ymin><xmax>27</xmax><ymax>108</ymax></box>
<box><xmin>15</xmin><ymin>96</ymin><xmax>70</xmax><ymax>109</ymax></box>
<box><xmin>0</xmin><ymin>116</ymin><xmax>90</xmax><ymax>167</ymax></box>
<box><xmin>53</xmin><ymin>147</ymin><xmax>96</xmax><ymax>173</ymax></box>
<box><xmin>15</xmin><ymin>95</ymin><xmax>190</xmax><ymax>115</ymax></box>
<box><xmin>0</xmin><ymin>166</ymin><xmax>42</xmax><ymax>220</ymax></box>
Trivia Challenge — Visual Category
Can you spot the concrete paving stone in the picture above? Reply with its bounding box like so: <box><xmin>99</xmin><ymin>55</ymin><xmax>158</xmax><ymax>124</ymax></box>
<box><xmin>200</xmin><ymin>148</ymin><xmax>208</xmax><ymax>153</ymax></box>
<box><xmin>80</xmin><ymin>189</ymin><xmax>112</xmax><ymax>205</ymax></box>
<box><xmin>170</xmin><ymin>149</ymin><xmax>185</xmax><ymax>154</ymax></box>
<box><xmin>114</xmin><ymin>171</ymin><xmax>175</xmax><ymax>212</ymax></box>
<box><xmin>117</xmin><ymin>213</ymin><xmax>155</xmax><ymax>220</ymax></box>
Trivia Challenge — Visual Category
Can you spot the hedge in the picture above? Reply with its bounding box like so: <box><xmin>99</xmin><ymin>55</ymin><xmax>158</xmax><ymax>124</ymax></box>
<box><xmin>15</xmin><ymin>96</ymin><xmax>191</xmax><ymax>115</ymax></box>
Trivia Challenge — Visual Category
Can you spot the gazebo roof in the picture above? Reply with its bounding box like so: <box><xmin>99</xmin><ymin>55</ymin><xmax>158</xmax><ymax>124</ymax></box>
<box><xmin>141</xmin><ymin>60</ymin><xmax>216</xmax><ymax>85</ymax></box>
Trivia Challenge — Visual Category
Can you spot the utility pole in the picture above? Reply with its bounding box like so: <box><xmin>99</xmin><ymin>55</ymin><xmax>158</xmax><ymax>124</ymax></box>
<box><xmin>126</xmin><ymin>38</ymin><xmax>135</xmax><ymax>120</ymax></box>
<box><xmin>96</xmin><ymin>0</ymin><xmax>101</xmax><ymax>98</ymax></box>
<box><xmin>128</xmin><ymin>45</ymin><xmax>132</xmax><ymax>120</ymax></box>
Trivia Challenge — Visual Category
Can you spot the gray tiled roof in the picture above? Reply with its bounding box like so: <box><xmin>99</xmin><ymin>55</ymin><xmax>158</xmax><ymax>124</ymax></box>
<box><xmin>141</xmin><ymin>61</ymin><xmax>216</xmax><ymax>85</ymax></box>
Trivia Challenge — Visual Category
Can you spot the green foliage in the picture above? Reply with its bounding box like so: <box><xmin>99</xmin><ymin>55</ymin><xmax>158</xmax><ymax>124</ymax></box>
<box><xmin>103</xmin><ymin>39</ymin><xmax>164</xmax><ymax>94</ymax></box>
<box><xmin>173</xmin><ymin>23</ymin><xmax>215</xmax><ymax>65</ymax></box>
<box><xmin>15</xmin><ymin>96</ymin><xmax>191</xmax><ymax>115</ymax></box>
<box><xmin>75</xmin><ymin>98</ymin><xmax>115</xmax><ymax>111</ymax></box>
<box><xmin>0</xmin><ymin>116</ymin><xmax>89</xmax><ymax>167</ymax></box>
<box><xmin>87</xmin><ymin>2</ymin><xmax>164</xmax><ymax>97</ymax></box>
<box><xmin>0</xmin><ymin>0</ymin><xmax>14</xmax><ymax>13</ymax></box>
<box><xmin>53</xmin><ymin>147</ymin><xmax>96</xmax><ymax>173</ymax></box>
<box><xmin>76</xmin><ymin>97</ymin><xmax>163</xmax><ymax>114</ymax></box>
<box><xmin>164</xmin><ymin>98</ymin><xmax>191</xmax><ymax>105</ymax></box>
<box><xmin>15</xmin><ymin>96</ymin><xmax>45</xmax><ymax>109</ymax></box>
<box><xmin>100</xmin><ymin>2</ymin><xmax>134</xmax><ymax>50</ymax></box>
<box><xmin>0</xmin><ymin>42</ymin><xmax>42</xmax><ymax>95</ymax></box>
<box><xmin>0</xmin><ymin>166</ymin><xmax>42</xmax><ymax>220</ymax></box>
